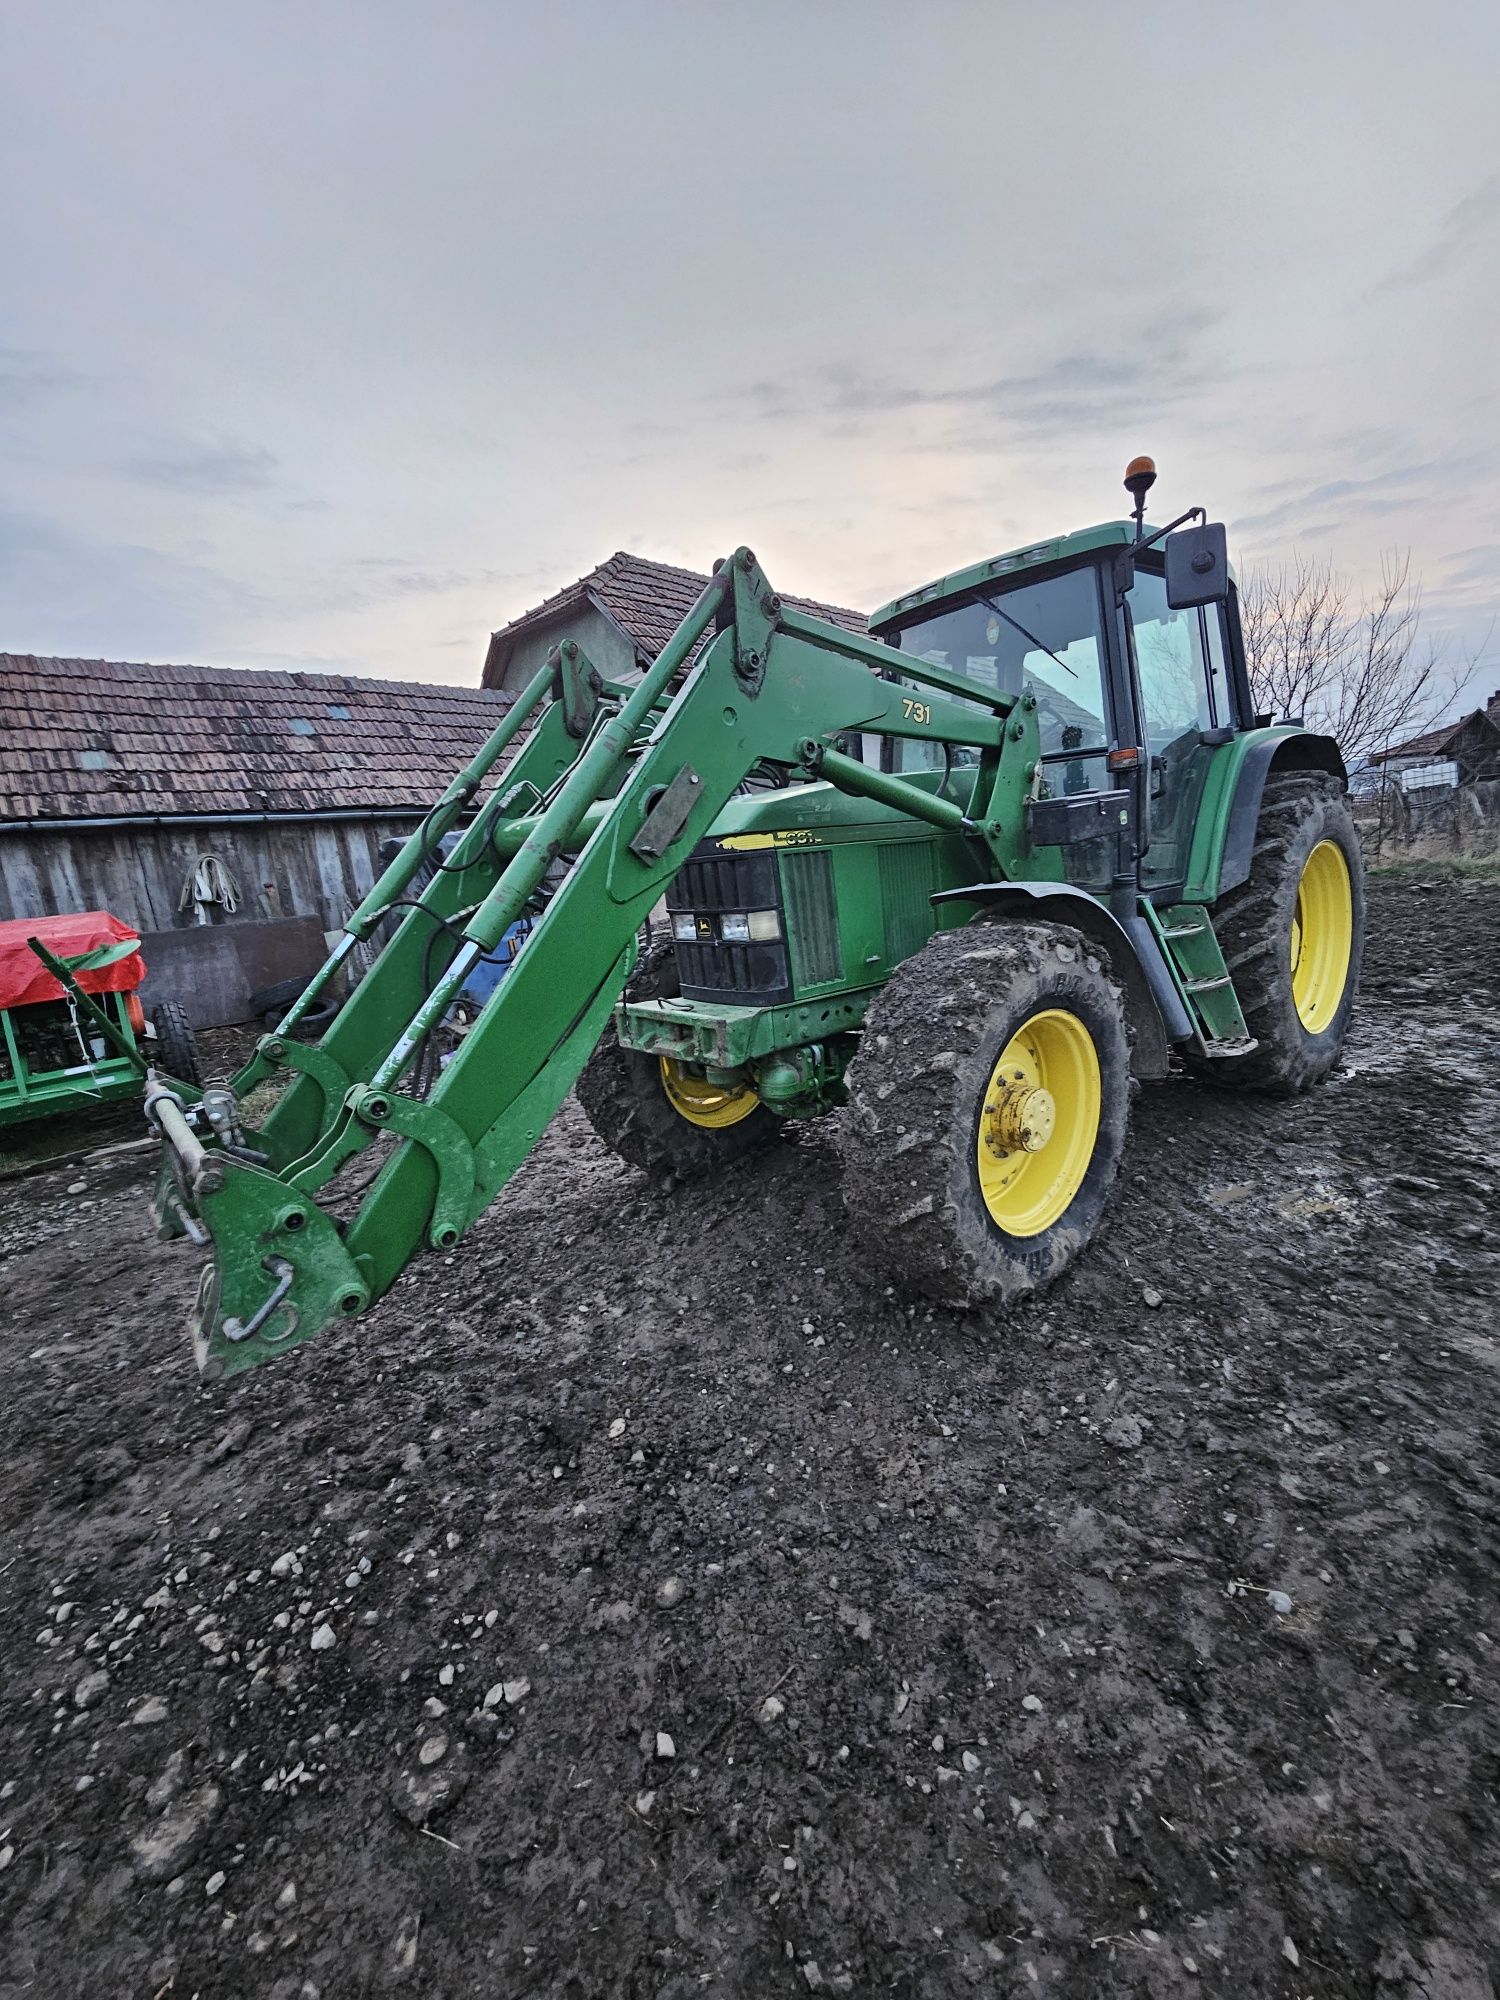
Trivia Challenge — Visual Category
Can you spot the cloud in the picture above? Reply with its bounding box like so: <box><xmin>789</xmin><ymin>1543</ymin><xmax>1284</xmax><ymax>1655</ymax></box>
<box><xmin>0</xmin><ymin>345</ymin><xmax>80</xmax><ymax>409</ymax></box>
<box><xmin>1372</xmin><ymin>175</ymin><xmax>1500</xmax><ymax>293</ymax></box>
<box><xmin>0</xmin><ymin>503</ymin><xmax>260</xmax><ymax>655</ymax></box>
<box><xmin>337</xmin><ymin>556</ymin><xmax>516</xmax><ymax>609</ymax></box>
<box><xmin>1234</xmin><ymin>451</ymin><xmax>1490</xmax><ymax>538</ymax></box>
<box><xmin>127</xmin><ymin>439</ymin><xmax>280</xmax><ymax>495</ymax></box>
<box><xmin>732</xmin><ymin>310</ymin><xmax>1226</xmax><ymax>447</ymax></box>
<box><xmin>1439</xmin><ymin>544</ymin><xmax>1500</xmax><ymax>591</ymax></box>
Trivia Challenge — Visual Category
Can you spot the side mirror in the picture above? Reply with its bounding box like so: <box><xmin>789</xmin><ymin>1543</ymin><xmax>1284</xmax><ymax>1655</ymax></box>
<box><xmin>1165</xmin><ymin>522</ymin><xmax>1229</xmax><ymax>607</ymax></box>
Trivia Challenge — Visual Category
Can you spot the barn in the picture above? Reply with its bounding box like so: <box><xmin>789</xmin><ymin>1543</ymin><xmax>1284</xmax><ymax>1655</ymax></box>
<box><xmin>0</xmin><ymin>653</ymin><xmax>512</xmax><ymax>1025</ymax></box>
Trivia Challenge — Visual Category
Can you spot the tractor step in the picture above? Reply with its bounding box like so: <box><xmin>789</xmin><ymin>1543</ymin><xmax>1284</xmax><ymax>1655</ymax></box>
<box><xmin>1145</xmin><ymin>901</ymin><xmax>1256</xmax><ymax>1057</ymax></box>
<box><xmin>1202</xmin><ymin>1034</ymin><xmax>1257</xmax><ymax>1057</ymax></box>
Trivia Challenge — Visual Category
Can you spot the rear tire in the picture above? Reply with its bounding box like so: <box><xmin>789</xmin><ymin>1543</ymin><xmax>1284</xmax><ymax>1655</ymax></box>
<box><xmin>839</xmin><ymin>922</ymin><xmax>1132</xmax><ymax>1310</ymax></box>
<box><xmin>577</xmin><ymin>944</ymin><xmax>781</xmax><ymax>1177</ymax></box>
<box><xmin>1187</xmin><ymin>772</ymin><xmax>1364</xmax><ymax>1095</ymax></box>
<box><xmin>152</xmin><ymin>998</ymin><xmax>202</xmax><ymax>1089</ymax></box>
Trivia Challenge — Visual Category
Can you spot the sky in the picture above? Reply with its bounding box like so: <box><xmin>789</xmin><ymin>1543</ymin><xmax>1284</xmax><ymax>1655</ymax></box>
<box><xmin>3</xmin><ymin>0</ymin><xmax>1498</xmax><ymax>709</ymax></box>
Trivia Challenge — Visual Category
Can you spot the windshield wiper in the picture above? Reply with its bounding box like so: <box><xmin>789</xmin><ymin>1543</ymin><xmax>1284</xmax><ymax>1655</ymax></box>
<box><xmin>975</xmin><ymin>591</ymin><xmax>1079</xmax><ymax>680</ymax></box>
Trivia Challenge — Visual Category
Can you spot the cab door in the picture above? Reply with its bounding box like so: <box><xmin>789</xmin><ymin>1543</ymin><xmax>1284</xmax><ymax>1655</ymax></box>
<box><xmin>1124</xmin><ymin>565</ymin><xmax>1234</xmax><ymax>895</ymax></box>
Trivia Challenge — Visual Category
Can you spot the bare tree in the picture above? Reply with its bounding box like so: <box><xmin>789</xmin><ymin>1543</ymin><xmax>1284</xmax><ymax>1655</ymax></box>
<box><xmin>1239</xmin><ymin>552</ymin><xmax>1461</xmax><ymax>771</ymax></box>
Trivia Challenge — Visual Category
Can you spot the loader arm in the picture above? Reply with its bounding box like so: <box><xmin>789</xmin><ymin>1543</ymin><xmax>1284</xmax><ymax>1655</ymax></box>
<box><xmin>153</xmin><ymin>549</ymin><xmax>1042</xmax><ymax>1379</ymax></box>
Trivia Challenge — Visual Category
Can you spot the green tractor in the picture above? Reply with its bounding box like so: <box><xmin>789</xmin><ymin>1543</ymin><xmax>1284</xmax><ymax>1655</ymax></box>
<box><xmin>145</xmin><ymin>459</ymin><xmax>1363</xmax><ymax>1378</ymax></box>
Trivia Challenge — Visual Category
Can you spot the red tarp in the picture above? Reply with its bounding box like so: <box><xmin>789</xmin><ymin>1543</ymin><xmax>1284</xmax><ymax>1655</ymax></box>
<box><xmin>0</xmin><ymin>911</ymin><xmax>146</xmax><ymax>1010</ymax></box>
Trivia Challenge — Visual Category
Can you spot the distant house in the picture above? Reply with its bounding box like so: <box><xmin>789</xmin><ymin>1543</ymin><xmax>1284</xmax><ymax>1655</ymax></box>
<box><xmin>1367</xmin><ymin>689</ymin><xmax>1500</xmax><ymax>791</ymax></box>
<box><xmin>0</xmin><ymin>653</ymin><xmax>511</xmax><ymax>1023</ymax></box>
<box><xmin>481</xmin><ymin>550</ymin><xmax>866</xmax><ymax>697</ymax></box>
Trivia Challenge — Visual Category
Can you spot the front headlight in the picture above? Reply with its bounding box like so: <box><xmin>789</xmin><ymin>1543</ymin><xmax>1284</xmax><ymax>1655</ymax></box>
<box><xmin>671</xmin><ymin>912</ymin><xmax>697</xmax><ymax>943</ymax></box>
<box><xmin>720</xmin><ymin>912</ymin><xmax>751</xmax><ymax>943</ymax></box>
<box><xmin>746</xmin><ymin>909</ymin><xmax>781</xmax><ymax>941</ymax></box>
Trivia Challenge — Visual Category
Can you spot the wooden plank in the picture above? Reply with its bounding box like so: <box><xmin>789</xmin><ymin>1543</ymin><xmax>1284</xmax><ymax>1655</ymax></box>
<box><xmin>140</xmin><ymin>916</ymin><xmax>326</xmax><ymax>1026</ymax></box>
<box><xmin>0</xmin><ymin>814</ymin><xmax>428</xmax><ymax>938</ymax></box>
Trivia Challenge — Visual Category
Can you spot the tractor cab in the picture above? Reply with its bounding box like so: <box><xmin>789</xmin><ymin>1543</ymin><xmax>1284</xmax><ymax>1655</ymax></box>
<box><xmin>869</xmin><ymin>496</ymin><xmax>1252</xmax><ymax>906</ymax></box>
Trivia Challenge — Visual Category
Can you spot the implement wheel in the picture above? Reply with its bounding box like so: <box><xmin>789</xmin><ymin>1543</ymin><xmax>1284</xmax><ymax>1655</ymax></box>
<box><xmin>1187</xmin><ymin>772</ymin><xmax>1364</xmax><ymax>1095</ymax></box>
<box><xmin>151</xmin><ymin>998</ymin><xmax>202</xmax><ymax>1090</ymax></box>
<box><xmin>577</xmin><ymin>943</ymin><xmax>780</xmax><ymax>1176</ymax></box>
<box><xmin>839</xmin><ymin>922</ymin><xmax>1131</xmax><ymax>1309</ymax></box>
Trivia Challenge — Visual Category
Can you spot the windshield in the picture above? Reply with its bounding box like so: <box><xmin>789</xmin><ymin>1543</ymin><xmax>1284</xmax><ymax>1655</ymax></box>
<box><xmin>892</xmin><ymin>565</ymin><xmax>1110</xmax><ymax>764</ymax></box>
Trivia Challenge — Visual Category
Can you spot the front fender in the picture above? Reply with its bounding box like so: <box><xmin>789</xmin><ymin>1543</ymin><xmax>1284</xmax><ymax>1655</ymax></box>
<box><xmin>930</xmin><ymin>881</ymin><xmax>1174</xmax><ymax>1078</ymax></box>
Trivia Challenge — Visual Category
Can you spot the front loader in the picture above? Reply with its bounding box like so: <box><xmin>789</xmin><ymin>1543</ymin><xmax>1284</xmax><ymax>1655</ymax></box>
<box><xmin>148</xmin><ymin>460</ymin><xmax>1364</xmax><ymax>1379</ymax></box>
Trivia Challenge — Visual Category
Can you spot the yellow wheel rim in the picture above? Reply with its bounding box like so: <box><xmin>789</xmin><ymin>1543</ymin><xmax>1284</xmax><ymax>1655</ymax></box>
<box><xmin>975</xmin><ymin>1008</ymin><xmax>1101</xmax><ymax>1238</ymax></box>
<box><xmin>659</xmin><ymin>1058</ymin><xmax>760</xmax><ymax>1130</ymax></box>
<box><xmin>1290</xmin><ymin>839</ymin><xmax>1353</xmax><ymax>1034</ymax></box>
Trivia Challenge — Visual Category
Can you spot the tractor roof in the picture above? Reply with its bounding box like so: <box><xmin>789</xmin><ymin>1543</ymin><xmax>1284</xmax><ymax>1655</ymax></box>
<box><xmin>869</xmin><ymin>520</ymin><xmax>1140</xmax><ymax>631</ymax></box>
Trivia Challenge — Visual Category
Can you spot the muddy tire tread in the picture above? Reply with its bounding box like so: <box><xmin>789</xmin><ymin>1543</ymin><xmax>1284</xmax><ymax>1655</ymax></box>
<box><xmin>1187</xmin><ymin>772</ymin><xmax>1365</xmax><ymax>1096</ymax></box>
<box><xmin>838</xmin><ymin>922</ymin><xmax>1132</xmax><ymax>1311</ymax></box>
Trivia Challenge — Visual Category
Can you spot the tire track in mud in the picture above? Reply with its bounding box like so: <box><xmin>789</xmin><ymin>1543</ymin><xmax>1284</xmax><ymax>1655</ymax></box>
<box><xmin>0</xmin><ymin>879</ymin><xmax>1496</xmax><ymax>1999</ymax></box>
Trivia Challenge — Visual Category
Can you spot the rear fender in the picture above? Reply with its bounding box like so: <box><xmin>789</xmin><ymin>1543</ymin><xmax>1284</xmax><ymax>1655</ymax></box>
<box><xmin>1206</xmin><ymin>730</ymin><xmax>1346</xmax><ymax>899</ymax></box>
<box><xmin>930</xmin><ymin>882</ymin><xmax>1172</xmax><ymax>1078</ymax></box>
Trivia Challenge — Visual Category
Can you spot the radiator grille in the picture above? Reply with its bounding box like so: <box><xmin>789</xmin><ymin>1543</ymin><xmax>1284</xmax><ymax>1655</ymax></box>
<box><xmin>879</xmin><ymin>841</ymin><xmax>939</xmax><ymax>964</ymax></box>
<box><xmin>671</xmin><ymin>850</ymin><xmax>777</xmax><ymax>913</ymax></box>
<box><xmin>666</xmin><ymin>845</ymin><xmax>791</xmax><ymax>1002</ymax></box>
<box><xmin>782</xmin><ymin>849</ymin><xmax>842</xmax><ymax>987</ymax></box>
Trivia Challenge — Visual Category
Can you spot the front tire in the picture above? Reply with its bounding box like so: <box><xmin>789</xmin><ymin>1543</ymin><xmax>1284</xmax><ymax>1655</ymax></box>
<box><xmin>577</xmin><ymin>944</ymin><xmax>781</xmax><ymax>1177</ymax></box>
<box><xmin>838</xmin><ymin>922</ymin><xmax>1132</xmax><ymax>1310</ymax></box>
<box><xmin>1188</xmin><ymin>772</ymin><xmax>1364</xmax><ymax>1095</ymax></box>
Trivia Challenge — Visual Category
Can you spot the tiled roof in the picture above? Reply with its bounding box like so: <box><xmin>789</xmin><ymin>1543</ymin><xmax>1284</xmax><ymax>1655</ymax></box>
<box><xmin>484</xmin><ymin>550</ymin><xmax>866</xmax><ymax>684</ymax></box>
<box><xmin>0</xmin><ymin>654</ymin><xmax>512</xmax><ymax>822</ymax></box>
<box><xmin>1369</xmin><ymin>690</ymin><xmax>1500</xmax><ymax>765</ymax></box>
<box><xmin>1369</xmin><ymin>720</ymin><xmax>1462</xmax><ymax>763</ymax></box>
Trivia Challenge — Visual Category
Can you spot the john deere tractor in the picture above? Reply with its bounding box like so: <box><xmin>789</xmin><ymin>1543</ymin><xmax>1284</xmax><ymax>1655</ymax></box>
<box><xmin>138</xmin><ymin>460</ymin><xmax>1363</xmax><ymax>1378</ymax></box>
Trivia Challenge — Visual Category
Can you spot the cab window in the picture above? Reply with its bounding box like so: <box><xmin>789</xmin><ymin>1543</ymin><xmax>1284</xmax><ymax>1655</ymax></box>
<box><xmin>889</xmin><ymin>565</ymin><xmax>1110</xmax><ymax>775</ymax></box>
<box><xmin>1127</xmin><ymin>568</ymin><xmax>1227</xmax><ymax>739</ymax></box>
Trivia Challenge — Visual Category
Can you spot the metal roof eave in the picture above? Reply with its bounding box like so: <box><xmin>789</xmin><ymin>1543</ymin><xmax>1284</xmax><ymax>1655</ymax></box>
<box><xmin>0</xmin><ymin>805</ymin><xmax>432</xmax><ymax>836</ymax></box>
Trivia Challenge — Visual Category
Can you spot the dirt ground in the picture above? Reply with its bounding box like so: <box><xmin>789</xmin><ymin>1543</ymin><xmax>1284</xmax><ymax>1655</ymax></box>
<box><xmin>1</xmin><ymin>876</ymin><xmax>1497</xmax><ymax>2000</ymax></box>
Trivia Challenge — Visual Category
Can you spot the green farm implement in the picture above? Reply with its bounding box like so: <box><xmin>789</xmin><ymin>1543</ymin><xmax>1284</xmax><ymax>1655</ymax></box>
<box><xmin>149</xmin><ymin>460</ymin><xmax>1364</xmax><ymax>1379</ymax></box>
<box><xmin>0</xmin><ymin>910</ymin><xmax>200</xmax><ymax>1131</ymax></box>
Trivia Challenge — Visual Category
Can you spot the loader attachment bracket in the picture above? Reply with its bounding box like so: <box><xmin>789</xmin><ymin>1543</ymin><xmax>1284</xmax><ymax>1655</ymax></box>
<box><xmin>163</xmin><ymin>1155</ymin><xmax>371</xmax><ymax>1381</ymax></box>
<box><xmin>349</xmin><ymin>1085</ymin><xmax>477</xmax><ymax>1250</ymax></box>
<box><xmin>550</xmin><ymin>639</ymin><xmax>607</xmax><ymax>740</ymax></box>
<box><xmin>629</xmin><ymin>765</ymin><xmax>705</xmax><ymax>862</ymax></box>
<box><xmin>720</xmin><ymin>547</ymin><xmax>779</xmax><ymax>694</ymax></box>
<box><xmin>242</xmin><ymin>1035</ymin><xmax>356</xmax><ymax>1152</ymax></box>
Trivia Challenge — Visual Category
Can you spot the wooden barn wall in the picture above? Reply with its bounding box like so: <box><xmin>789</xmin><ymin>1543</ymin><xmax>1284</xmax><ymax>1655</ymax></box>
<box><xmin>0</xmin><ymin>815</ymin><xmax>423</xmax><ymax>934</ymax></box>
